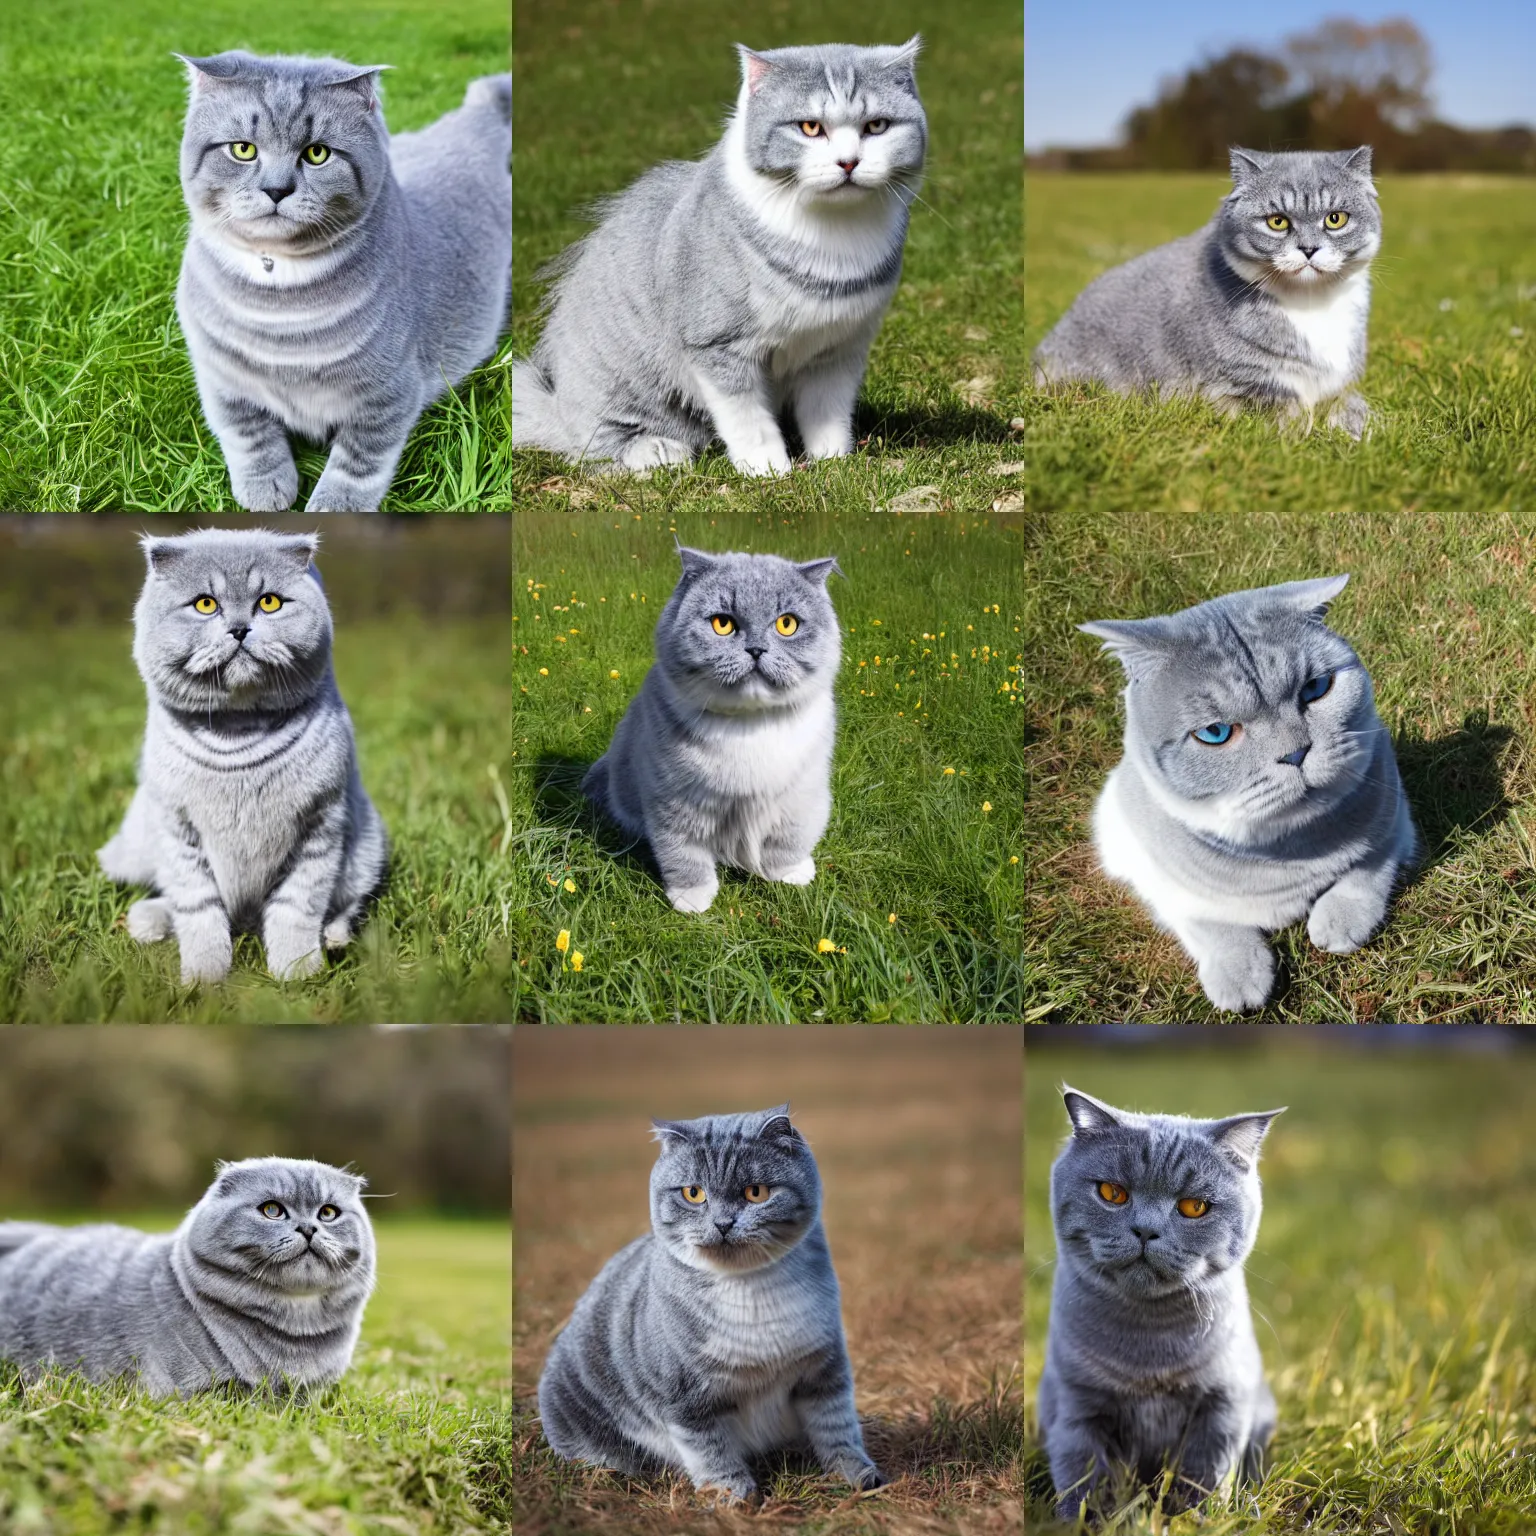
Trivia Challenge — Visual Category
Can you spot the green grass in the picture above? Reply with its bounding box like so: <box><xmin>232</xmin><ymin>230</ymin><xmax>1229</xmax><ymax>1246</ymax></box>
<box><xmin>0</xmin><ymin>1218</ymin><xmax>510</xmax><ymax>1533</ymax></box>
<box><xmin>1023</xmin><ymin>173</ymin><xmax>1536</xmax><ymax>514</ymax></box>
<box><xmin>512</xmin><ymin>504</ymin><xmax>1024</xmax><ymax>1022</ymax></box>
<box><xmin>1025</xmin><ymin>1039</ymin><xmax>1536</xmax><ymax>1534</ymax></box>
<box><xmin>512</xmin><ymin>0</ymin><xmax>1025</xmax><ymax>495</ymax></box>
<box><xmin>1022</xmin><ymin>501</ymin><xmax>1536</xmax><ymax>1021</ymax></box>
<box><xmin>0</xmin><ymin>0</ymin><xmax>510</xmax><ymax>511</ymax></box>
<box><xmin>1</xmin><ymin>617</ymin><xmax>514</xmax><ymax>1022</ymax></box>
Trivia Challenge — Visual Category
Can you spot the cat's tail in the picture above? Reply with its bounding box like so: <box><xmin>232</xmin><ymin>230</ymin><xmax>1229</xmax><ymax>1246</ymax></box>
<box><xmin>465</xmin><ymin>73</ymin><xmax>511</xmax><ymax>123</ymax></box>
<box><xmin>580</xmin><ymin>755</ymin><xmax>612</xmax><ymax>817</ymax></box>
<box><xmin>512</xmin><ymin>359</ymin><xmax>572</xmax><ymax>451</ymax></box>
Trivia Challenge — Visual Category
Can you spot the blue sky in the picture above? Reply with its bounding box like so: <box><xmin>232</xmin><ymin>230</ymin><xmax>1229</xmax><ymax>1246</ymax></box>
<box><xmin>1025</xmin><ymin>0</ymin><xmax>1536</xmax><ymax>150</ymax></box>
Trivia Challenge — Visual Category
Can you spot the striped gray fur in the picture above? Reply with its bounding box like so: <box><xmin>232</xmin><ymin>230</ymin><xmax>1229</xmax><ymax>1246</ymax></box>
<box><xmin>1080</xmin><ymin>576</ymin><xmax>1417</xmax><ymax>1013</ymax></box>
<box><xmin>0</xmin><ymin>1158</ymin><xmax>374</xmax><ymax>1396</ymax></box>
<box><xmin>175</xmin><ymin>52</ymin><xmax>511</xmax><ymax>511</ymax></box>
<box><xmin>99</xmin><ymin>528</ymin><xmax>387</xmax><ymax>984</ymax></box>
<box><xmin>1036</xmin><ymin>149</ymin><xmax>1380</xmax><ymax>438</ymax></box>
<box><xmin>1039</xmin><ymin>1089</ymin><xmax>1283</xmax><ymax>1521</ymax></box>
<box><xmin>538</xmin><ymin>1107</ymin><xmax>882</xmax><ymax>1507</ymax></box>
<box><xmin>513</xmin><ymin>40</ymin><xmax>925</xmax><ymax>475</ymax></box>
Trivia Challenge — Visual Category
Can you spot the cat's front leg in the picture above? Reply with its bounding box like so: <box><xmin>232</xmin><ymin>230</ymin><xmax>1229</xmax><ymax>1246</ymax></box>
<box><xmin>261</xmin><ymin>797</ymin><xmax>350</xmax><ymax>980</ymax></box>
<box><xmin>1307</xmin><ymin>855</ymin><xmax>1399</xmax><ymax>954</ymax></box>
<box><xmin>306</xmin><ymin>410</ymin><xmax>416</xmax><ymax>513</ymax></box>
<box><xmin>791</xmin><ymin>341</ymin><xmax>873</xmax><ymax>461</ymax></box>
<box><xmin>648</xmin><ymin>827</ymin><xmax>720</xmax><ymax>913</ymax></box>
<box><xmin>1045</xmin><ymin>1417</ymin><xmax>1114</xmax><ymax>1522</ymax></box>
<box><xmin>691</xmin><ymin>372</ymin><xmax>792</xmax><ymax>478</ymax></box>
<box><xmin>1165</xmin><ymin>1394</ymin><xmax>1248</xmax><ymax>1511</ymax></box>
<box><xmin>793</xmin><ymin>1347</ymin><xmax>885</xmax><ymax>1492</ymax></box>
<box><xmin>1327</xmin><ymin>391</ymin><xmax>1370</xmax><ymax>440</ymax></box>
<box><xmin>204</xmin><ymin>393</ymin><xmax>300</xmax><ymax>512</ymax></box>
<box><xmin>1175</xmin><ymin>918</ymin><xmax>1276</xmax><ymax>1013</ymax></box>
<box><xmin>160</xmin><ymin>817</ymin><xmax>233</xmax><ymax>985</ymax></box>
<box><xmin>663</xmin><ymin>1415</ymin><xmax>760</xmax><ymax>1507</ymax></box>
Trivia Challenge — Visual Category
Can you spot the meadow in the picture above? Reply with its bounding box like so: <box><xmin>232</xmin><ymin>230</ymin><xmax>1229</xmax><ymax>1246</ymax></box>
<box><xmin>512</xmin><ymin>503</ymin><xmax>1024</xmax><ymax>1022</ymax></box>
<box><xmin>1</xmin><ymin>614</ymin><xmax>514</xmax><ymax>1023</ymax></box>
<box><xmin>1023</xmin><ymin>500</ymin><xmax>1536</xmax><ymax>1021</ymax></box>
<box><xmin>513</xmin><ymin>1026</ymin><xmax>1022</xmax><ymax>1536</ymax></box>
<box><xmin>1023</xmin><ymin>173</ymin><xmax>1536</xmax><ymax>514</ymax></box>
<box><xmin>1024</xmin><ymin>1035</ymin><xmax>1536</xmax><ymax>1534</ymax></box>
<box><xmin>0</xmin><ymin>0</ymin><xmax>510</xmax><ymax>511</ymax></box>
<box><xmin>0</xmin><ymin>1218</ymin><xmax>511</xmax><ymax>1534</ymax></box>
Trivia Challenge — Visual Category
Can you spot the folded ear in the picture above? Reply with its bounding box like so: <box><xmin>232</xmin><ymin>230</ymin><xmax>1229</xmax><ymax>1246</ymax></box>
<box><xmin>324</xmin><ymin>64</ymin><xmax>390</xmax><ymax>111</ymax></box>
<box><xmin>1229</xmin><ymin>147</ymin><xmax>1268</xmax><ymax>182</ymax></box>
<box><xmin>757</xmin><ymin>1104</ymin><xmax>802</xmax><ymax>1143</ymax></box>
<box><xmin>1078</xmin><ymin>615</ymin><xmax>1179</xmax><ymax>680</ymax></box>
<box><xmin>675</xmin><ymin>543</ymin><xmax>719</xmax><ymax>582</ymax></box>
<box><xmin>1207</xmin><ymin>1109</ymin><xmax>1285</xmax><ymax>1168</ymax></box>
<box><xmin>271</xmin><ymin>532</ymin><xmax>321</xmax><ymax>570</ymax></box>
<box><xmin>1062</xmin><ymin>1086</ymin><xmax>1122</xmax><ymax>1136</ymax></box>
<box><xmin>1269</xmin><ymin>574</ymin><xmax>1349</xmax><ymax>622</ymax></box>
<box><xmin>796</xmin><ymin>556</ymin><xmax>842</xmax><ymax>585</ymax></box>
<box><xmin>882</xmin><ymin>35</ymin><xmax>923</xmax><ymax>75</ymax></box>
<box><xmin>650</xmin><ymin>1118</ymin><xmax>696</xmax><ymax>1146</ymax></box>
<box><xmin>173</xmin><ymin>51</ymin><xmax>241</xmax><ymax>93</ymax></box>
<box><xmin>1340</xmin><ymin>145</ymin><xmax>1372</xmax><ymax>175</ymax></box>
<box><xmin>141</xmin><ymin>535</ymin><xmax>185</xmax><ymax>574</ymax></box>
<box><xmin>736</xmin><ymin>45</ymin><xmax>773</xmax><ymax>94</ymax></box>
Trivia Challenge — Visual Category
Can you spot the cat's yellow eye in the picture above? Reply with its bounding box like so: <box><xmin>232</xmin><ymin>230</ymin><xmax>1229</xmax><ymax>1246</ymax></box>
<box><xmin>259</xmin><ymin>1201</ymin><xmax>285</xmax><ymax>1219</ymax></box>
<box><xmin>317</xmin><ymin>1204</ymin><xmax>339</xmax><ymax>1221</ymax></box>
<box><xmin>743</xmin><ymin>1184</ymin><xmax>770</xmax><ymax>1203</ymax></box>
<box><xmin>799</xmin><ymin>121</ymin><xmax>824</xmax><ymax>138</ymax></box>
<box><xmin>258</xmin><ymin>593</ymin><xmax>283</xmax><ymax>613</ymax></box>
<box><xmin>193</xmin><ymin>595</ymin><xmax>218</xmax><ymax>615</ymax></box>
<box><xmin>710</xmin><ymin>615</ymin><xmax>736</xmax><ymax>636</ymax></box>
<box><xmin>1324</xmin><ymin>210</ymin><xmax>1349</xmax><ymax>230</ymax></box>
<box><xmin>229</xmin><ymin>141</ymin><xmax>258</xmax><ymax>162</ymax></box>
<box><xmin>302</xmin><ymin>143</ymin><xmax>331</xmax><ymax>166</ymax></box>
<box><xmin>775</xmin><ymin>614</ymin><xmax>799</xmax><ymax>636</ymax></box>
<box><xmin>864</xmin><ymin>118</ymin><xmax>889</xmax><ymax>135</ymax></box>
<box><xmin>1177</xmin><ymin>1197</ymin><xmax>1210</xmax><ymax>1219</ymax></box>
<box><xmin>1265</xmin><ymin>214</ymin><xmax>1290</xmax><ymax>232</ymax></box>
<box><xmin>682</xmin><ymin>1185</ymin><xmax>707</xmax><ymax>1204</ymax></box>
<box><xmin>1098</xmin><ymin>1181</ymin><xmax>1129</xmax><ymax>1205</ymax></box>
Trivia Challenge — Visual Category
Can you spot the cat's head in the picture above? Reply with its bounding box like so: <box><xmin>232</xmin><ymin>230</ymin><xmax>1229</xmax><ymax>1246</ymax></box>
<box><xmin>184</xmin><ymin>1156</ymin><xmax>376</xmax><ymax>1301</ymax></box>
<box><xmin>648</xmin><ymin>1105</ymin><xmax>822</xmax><ymax>1275</ymax></box>
<box><xmin>133</xmin><ymin>528</ymin><xmax>333</xmax><ymax>713</ymax></box>
<box><xmin>1080</xmin><ymin>576</ymin><xmax>1379</xmax><ymax>839</ymax></box>
<box><xmin>1050</xmin><ymin>1087</ymin><xmax>1282</xmax><ymax>1301</ymax></box>
<box><xmin>733</xmin><ymin>39</ymin><xmax>927</xmax><ymax>206</ymax></box>
<box><xmin>175</xmin><ymin>50</ymin><xmax>391</xmax><ymax>255</ymax></box>
<box><xmin>655</xmin><ymin>546</ymin><xmax>842</xmax><ymax>714</ymax></box>
<box><xmin>1219</xmin><ymin>147</ymin><xmax>1381</xmax><ymax>291</ymax></box>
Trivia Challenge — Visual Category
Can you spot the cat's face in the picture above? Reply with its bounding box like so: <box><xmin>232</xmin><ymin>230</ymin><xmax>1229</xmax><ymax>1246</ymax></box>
<box><xmin>1081</xmin><ymin>576</ymin><xmax>1378</xmax><ymax>835</ymax></box>
<box><xmin>1050</xmin><ymin>1088</ymin><xmax>1281</xmax><ymax>1302</ymax></box>
<box><xmin>133</xmin><ymin>529</ymin><xmax>333</xmax><ymax>712</ymax></box>
<box><xmin>1220</xmin><ymin>147</ymin><xmax>1381</xmax><ymax>290</ymax></box>
<box><xmin>177</xmin><ymin>51</ymin><xmax>389</xmax><ymax>255</ymax></box>
<box><xmin>736</xmin><ymin>39</ymin><xmax>927</xmax><ymax>206</ymax></box>
<box><xmin>649</xmin><ymin>1106</ymin><xmax>822</xmax><ymax>1275</ymax></box>
<box><xmin>187</xmin><ymin>1156</ymin><xmax>375</xmax><ymax>1299</ymax></box>
<box><xmin>656</xmin><ymin>547</ymin><xmax>842</xmax><ymax>714</ymax></box>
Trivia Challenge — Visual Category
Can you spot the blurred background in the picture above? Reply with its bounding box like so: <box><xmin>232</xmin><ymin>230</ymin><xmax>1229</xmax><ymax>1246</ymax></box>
<box><xmin>0</xmin><ymin>1025</ymin><xmax>510</xmax><ymax>1214</ymax></box>
<box><xmin>1026</xmin><ymin>4</ymin><xmax>1535</xmax><ymax>170</ymax></box>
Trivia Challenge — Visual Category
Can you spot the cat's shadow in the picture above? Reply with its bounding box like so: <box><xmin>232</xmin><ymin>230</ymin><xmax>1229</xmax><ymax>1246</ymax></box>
<box><xmin>532</xmin><ymin>753</ymin><xmax>658</xmax><ymax>880</ymax></box>
<box><xmin>1394</xmin><ymin>711</ymin><xmax>1514</xmax><ymax>873</ymax></box>
<box><xmin>852</xmin><ymin>398</ymin><xmax>1014</xmax><ymax>449</ymax></box>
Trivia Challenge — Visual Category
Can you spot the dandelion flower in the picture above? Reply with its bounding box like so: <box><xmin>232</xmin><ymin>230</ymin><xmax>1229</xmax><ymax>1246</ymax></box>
<box><xmin>556</xmin><ymin>929</ymin><xmax>570</xmax><ymax>953</ymax></box>
<box><xmin>563</xmin><ymin>878</ymin><xmax>576</xmax><ymax>893</ymax></box>
<box><xmin>888</xmin><ymin>913</ymin><xmax>897</xmax><ymax>924</ymax></box>
<box><xmin>943</xmin><ymin>767</ymin><xmax>956</xmax><ymax>776</ymax></box>
<box><xmin>816</xmin><ymin>938</ymin><xmax>837</xmax><ymax>954</ymax></box>
<box><xmin>609</xmin><ymin>669</ymin><xmax>620</xmax><ymax>679</ymax></box>
<box><xmin>571</xmin><ymin>952</ymin><xmax>584</xmax><ymax>972</ymax></box>
<box><xmin>982</xmin><ymin>801</ymin><xmax>993</xmax><ymax>812</ymax></box>
<box><xmin>546</xmin><ymin>874</ymin><xmax>557</xmax><ymax>886</ymax></box>
<box><xmin>1010</xmin><ymin>855</ymin><xmax>1020</xmax><ymax>865</ymax></box>
<box><xmin>538</xmin><ymin>667</ymin><xmax>549</xmax><ymax>676</ymax></box>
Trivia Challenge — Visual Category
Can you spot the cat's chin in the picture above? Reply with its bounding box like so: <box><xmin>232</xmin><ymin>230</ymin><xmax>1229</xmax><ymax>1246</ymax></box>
<box><xmin>687</xmin><ymin>1242</ymin><xmax>784</xmax><ymax>1275</ymax></box>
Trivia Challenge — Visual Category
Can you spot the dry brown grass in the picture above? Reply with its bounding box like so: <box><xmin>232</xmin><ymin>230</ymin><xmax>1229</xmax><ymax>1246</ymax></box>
<box><xmin>512</xmin><ymin>1026</ymin><xmax>1023</xmax><ymax>1534</ymax></box>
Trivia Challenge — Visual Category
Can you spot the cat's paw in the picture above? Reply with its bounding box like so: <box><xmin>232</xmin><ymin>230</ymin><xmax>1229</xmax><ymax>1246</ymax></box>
<box><xmin>322</xmin><ymin>916</ymin><xmax>354</xmax><ymax>951</ymax></box>
<box><xmin>230</xmin><ymin>466</ymin><xmax>299</xmax><ymax>512</ymax></box>
<box><xmin>698</xmin><ymin>1477</ymin><xmax>761</xmax><ymax>1509</ymax></box>
<box><xmin>305</xmin><ymin>482</ymin><xmax>383</xmax><ymax>514</ymax></box>
<box><xmin>1307</xmin><ymin>886</ymin><xmax>1384</xmax><ymax>953</ymax></box>
<box><xmin>667</xmin><ymin>879</ymin><xmax>719</xmax><ymax>914</ymax></box>
<box><xmin>616</xmin><ymin>435</ymin><xmax>694</xmax><ymax>471</ymax></box>
<box><xmin>178</xmin><ymin>937</ymin><xmax>233</xmax><ymax>985</ymax></box>
<box><xmin>769</xmin><ymin>857</ymin><xmax>816</xmax><ymax>886</ymax></box>
<box><xmin>126</xmin><ymin>898</ymin><xmax>172</xmax><ymax>944</ymax></box>
<box><xmin>1328</xmin><ymin>392</ymin><xmax>1370</xmax><ymax>440</ymax></box>
<box><xmin>265</xmin><ymin>920</ymin><xmax>325</xmax><ymax>981</ymax></box>
<box><xmin>801</xmin><ymin>427</ymin><xmax>855</xmax><ymax>461</ymax></box>
<box><xmin>730</xmin><ymin>444</ymin><xmax>793</xmax><ymax>478</ymax></box>
<box><xmin>1196</xmin><ymin>941</ymin><xmax>1275</xmax><ymax>1013</ymax></box>
<box><xmin>835</xmin><ymin>1456</ymin><xmax>887</xmax><ymax>1492</ymax></box>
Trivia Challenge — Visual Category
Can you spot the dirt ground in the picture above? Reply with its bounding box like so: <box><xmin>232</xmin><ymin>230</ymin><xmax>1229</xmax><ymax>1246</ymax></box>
<box><xmin>512</xmin><ymin>1025</ymin><xmax>1023</xmax><ymax>1534</ymax></box>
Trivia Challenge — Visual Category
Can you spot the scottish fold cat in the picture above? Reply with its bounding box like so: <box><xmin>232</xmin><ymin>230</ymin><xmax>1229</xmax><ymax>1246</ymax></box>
<box><xmin>175</xmin><ymin>51</ymin><xmax>512</xmax><ymax>511</ymax></box>
<box><xmin>538</xmin><ymin>1106</ymin><xmax>883</xmax><ymax>1506</ymax></box>
<box><xmin>513</xmin><ymin>39</ymin><xmax>926</xmax><ymax>474</ymax></box>
<box><xmin>0</xmin><ymin>1158</ymin><xmax>375</xmax><ymax>1395</ymax></box>
<box><xmin>1036</xmin><ymin>148</ymin><xmax>1380</xmax><ymax>438</ymax></box>
<box><xmin>98</xmin><ymin>528</ymin><xmax>388</xmax><ymax>984</ymax></box>
<box><xmin>1081</xmin><ymin>575</ymin><xmax>1417</xmax><ymax>1013</ymax></box>
<box><xmin>1039</xmin><ymin>1088</ymin><xmax>1283</xmax><ymax>1520</ymax></box>
<box><xmin>583</xmin><ymin>546</ymin><xmax>841</xmax><ymax>912</ymax></box>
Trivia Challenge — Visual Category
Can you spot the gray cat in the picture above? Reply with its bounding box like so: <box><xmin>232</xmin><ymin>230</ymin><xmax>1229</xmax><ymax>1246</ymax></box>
<box><xmin>175</xmin><ymin>51</ymin><xmax>512</xmax><ymax>511</ymax></box>
<box><xmin>538</xmin><ymin>1106</ymin><xmax>883</xmax><ymax>1506</ymax></box>
<box><xmin>1039</xmin><ymin>1088</ymin><xmax>1283</xmax><ymax>1520</ymax></box>
<box><xmin>1081</xmin><ymin>575</ymin><xmax>1417</xmax><ymax>1013</ymax></box>
<box><xmin>513</xmin><ymin>40</ymin><xmax>925</xmax><ymax>474</ymax></box>
<box><xmin>583</xmin><ymin>546</ymin><xmax>841</xmax><ymax>913</ymax></box>
<box><xmin>0</xmin><ymin>1158</ymin><xmax>375</xmax><ymax>1396</ymax></box>
<box><xmin>1036</xmin><ymin>148</ymin><xmax>1380</xmax><ymax>438</ymax></box>
<box><xmin>99</xmin><ymin>528</ymin><xmax>388</xmax><ymax>984</ymax></box>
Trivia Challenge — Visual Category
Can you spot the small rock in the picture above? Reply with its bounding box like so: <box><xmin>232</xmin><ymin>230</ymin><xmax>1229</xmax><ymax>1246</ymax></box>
<box><xmin>992</xmin><ymin>491</ymin><xmax>1024</xmax><ymax>513</ymax></box>
<box><xmin>991</xmin><ymin>461</ymin><xmax>1026</xmax><ymax>476</ymax></box>
<box><xmin>889</xmin><ymin>485</ymin><xmax>943</xmax><ymax>514</ymax></box>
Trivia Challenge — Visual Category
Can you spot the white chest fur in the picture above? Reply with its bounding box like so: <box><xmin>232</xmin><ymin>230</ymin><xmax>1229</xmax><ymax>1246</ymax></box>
<box><xmin>1272</xmin><ymin>269</ymin><xmax>1371</xmax><ymax>404</ymax></box>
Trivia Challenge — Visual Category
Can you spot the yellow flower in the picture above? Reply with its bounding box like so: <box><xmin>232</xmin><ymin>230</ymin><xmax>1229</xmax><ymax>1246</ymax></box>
<box><xmin>1010</xmin><ymin>855</ymin><xmax>1020</xmax><ymax>865</ymax></box>
<box><xmin>609</xmin><ymin>669</ymin><xmax>620</xmax><ymax>679</ymax></box>
<box><xmin>563</xmin><ymin>878</ymin><xmax>576</xmax><ymax>893</ymax></box>
<box><xmin>571</xmin><ymin>952</ymin><xmax>584</xmax><ymax>972</ymax></box>
<box><xmin>816</xmin><ymin>938</ymin><xmax>837</xmax><ymax>954</ymax></box>
<box><xmin>888</xmin><ymin>913</ymin><xmax>897</xmax><ymax>924</ymax></box>
<box><xmin>555</xmin><ymin>929</ymin><xmax>570</xmax><ymax>953</ymax></box>
<box><xmin>943</xmin><ymin>767</ymin><xmax>956</xmax><ymax>776</ymax></box>
<box><xmin>982</xmin><ymin>801</ymin><xmax>993</xmax><ymax>812</ymax></box>
<box><xmin>538</xmin><ymin>667</ymin><xmax>549</xmax><ymax>676</ymax></box>
<box><xmin>546</xmin><ymin>874</ymin><xmax>557</xmax><ymax>886</ymax></box>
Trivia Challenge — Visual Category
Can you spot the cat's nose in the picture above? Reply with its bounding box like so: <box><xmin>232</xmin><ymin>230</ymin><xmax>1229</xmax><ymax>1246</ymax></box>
<box><xmin>1298</xmin><ymin>244</ymin><xmax>1320</xmax><ymax>258</ymax></box>
<box><xmin>1131</xmin><ymin>1225</ymin><xmax>1158</xmax><ymax>1242</ymax></box>
<box><xmin>263</xmin><ymin>182</ymin><xmax>295</xmax><ymax>206</ymax></box>
<box><xmin>714</xmin><ymin>1217</ymin><xmax>735</xmax><ymax>1235</ymax></box>
<box><xmin>1278</xmin><ymin>743</ymin><xmax>1310</xmax><ymax>767</ymax></box>
<box><xmin>228</xmin><ymin>624</ymin><xmax>250</xmax><ymax>643</ymax></box>
<box><xmin>837</xmin><ymin>158</ymin><xmax>859</xmax><ymax>176</ymax></box>
<box><xmin>745</xmin><ymin>646</ymin><xmax>766</xmax><ymax>661</ymax></box>
<box><xmin>295</xmin><ymin>1222</ymin><xmax>317</xmax><ymax>1241</ymax></box>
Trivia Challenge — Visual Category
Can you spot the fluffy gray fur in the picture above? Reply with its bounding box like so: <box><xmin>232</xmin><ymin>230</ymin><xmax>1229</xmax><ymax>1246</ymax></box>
<box><xmin>1039</xmin><ymin>1088</ymin><xmax>1283</xmax><ymax>1520</ymax></box>
<box><xmin>513</xmin><ymin>39</ymin><xmax>925</xmax><ymax>474</ymax></box>
<box><xmin>1036</xmin><ymin>148</ymin><xmax>1381</xmax><ymax>438</ymax></box>
<box><xmin>1081</xmin><ymin>575</ymin><xmax>1417</xmax><ymax>1013</ymax></box>
<box><xmin>98</xmin><ymin>528</ymin><xmax>388</xmax><ymax>984</ymax></box>
<box><xmin>175</xmin><ymin>51</ymin><xmax>512</xmax><ymax>511</ymax></box>
<box><xmin>538</xmin><ymin>1106</ymin><xmax>882</xmax><ymax>1507</ymax></box>
<box><xmin>0</xmin><ymin>1158</ymin><xmax>375</xmax><ymax>1396</ymax></box>
<box><xmin>583</xmin><ymin>546</ymin><xmax>841</xmax><ymax>912</ymax></box>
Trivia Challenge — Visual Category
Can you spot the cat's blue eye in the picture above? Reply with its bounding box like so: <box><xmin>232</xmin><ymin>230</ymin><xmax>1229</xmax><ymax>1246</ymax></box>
<box><xmin>1191</xmin><ymin>722</ymin><xmax>1236</xmax><ymax>746</ymax></box>
<box><xmin>1298</xmin><ymin>673</ymin><xmax>1334</xmax><ymax>706</ymax></box>
<box><xmin>317</xmin><ymin>1205</ymin><xmax>340</xmax><ymax>1222</ymax></box>
<box><xmin>258</xmin><ymin>1201</ymin><xmax>286</xmax><ymax>1219</ymax></box>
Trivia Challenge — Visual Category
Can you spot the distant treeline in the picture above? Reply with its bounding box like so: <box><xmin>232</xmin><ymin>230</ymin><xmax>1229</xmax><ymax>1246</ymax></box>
<box><xmin>1029</xmin><ymin>17</ymin><xmax>1535</xmax><ymax>174</ymax></box>
<box><xmin>0</xmin><ymin>1027</ymin><xmax>509</xmax><ymax>1214</ymax></box>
